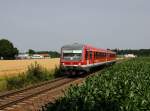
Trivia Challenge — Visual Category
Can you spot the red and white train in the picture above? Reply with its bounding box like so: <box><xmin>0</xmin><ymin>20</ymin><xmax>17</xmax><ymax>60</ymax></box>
<box><xmin>60</xmin><ymin>43</ymin><xmax>116</xmax><ymax>75</ymax></box>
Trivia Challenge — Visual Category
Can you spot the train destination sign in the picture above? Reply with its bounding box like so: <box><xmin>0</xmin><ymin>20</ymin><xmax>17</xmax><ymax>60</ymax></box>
<box><xmin>63</xmin><ymin>50</ymin><xmax>82</xmax><ymax>53</ymax></box>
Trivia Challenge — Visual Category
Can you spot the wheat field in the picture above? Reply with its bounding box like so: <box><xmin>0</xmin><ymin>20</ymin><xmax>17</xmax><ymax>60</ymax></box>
<box><xmin>0</xmin><ymin>58</ymin><xmax>60</xmax><ymax>77</ymax></box>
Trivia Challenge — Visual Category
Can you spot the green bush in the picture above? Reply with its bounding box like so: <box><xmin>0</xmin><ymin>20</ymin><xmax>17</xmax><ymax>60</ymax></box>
<box><xmin>26</xmin><ymin>62</ymin><xmax>49</xmax><ymax>83</ymax></box>
<box><xmin>46</xmin><ymin>57</ymin><xmax>150</xmax><ymax>111</ymax></box>
<box><xmin>53</xmin><ymin>65</ymin><xmax>63</xmax><ymax>77</ymax></box>
<box><xmin>6</xmin><ymin>74</ymin><xmax>26</xmax><ymax>90</ymax></box>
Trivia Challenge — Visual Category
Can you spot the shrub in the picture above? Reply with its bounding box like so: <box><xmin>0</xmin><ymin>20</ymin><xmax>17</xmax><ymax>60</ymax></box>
<box><xmin>26</xmin><ymin>62</ymin><xmax>49</xmax><ymax>83</ymax></box>
<box><xmin>53</xmin><ymin>65</ymin><xmax>63</xmax><ymax>77</ymax></box>
<box><xmin>5</xmin><ymin>62</ymin><xmax>59</xmax><ymax>90</ymax></box>
<box><xmin>6</xmin><ymin>74</ymin><xmax>26</xmax><ymax>90</ymax></box>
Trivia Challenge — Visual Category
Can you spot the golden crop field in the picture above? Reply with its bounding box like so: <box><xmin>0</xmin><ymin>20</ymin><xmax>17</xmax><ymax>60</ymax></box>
<box><xmin>0</xmin><ymin>58</ymin><xmax>60</xmax><ymax>77</ymax></box>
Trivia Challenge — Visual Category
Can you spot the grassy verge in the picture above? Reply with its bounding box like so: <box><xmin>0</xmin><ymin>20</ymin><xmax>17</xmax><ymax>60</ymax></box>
<box><xmin>0</xmin><ymin>62</ymin><xmax>61</xmax><ymax>91</ymax></box>
<box><xmin>46</xmin><ymin>57</ymin><xmax>150</xmax><ymax>111</ymax></box>
<box><xmin>0</xmin><ymin>78</ymin><xmax>7</xmax><ymax>91</ymax></box>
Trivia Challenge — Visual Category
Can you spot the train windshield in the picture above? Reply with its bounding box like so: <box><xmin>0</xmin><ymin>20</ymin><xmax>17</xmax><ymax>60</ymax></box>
<box><xmin>62</xmin><ymin>50</ymin><xmax>82</xmax><ymax>61</ymax></box>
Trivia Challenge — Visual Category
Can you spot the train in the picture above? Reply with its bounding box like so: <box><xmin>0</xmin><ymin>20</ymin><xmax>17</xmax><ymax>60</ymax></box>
<box><xmin>60</xmin><ymin>43</ymin><xmax>116</xmax><ymax>75</ymax></box>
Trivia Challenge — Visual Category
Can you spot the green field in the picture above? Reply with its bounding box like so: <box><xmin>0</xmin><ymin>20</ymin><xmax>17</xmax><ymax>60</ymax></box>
<box><xmin>46</xmin><ymin>57</ymin><xmax>150</xmax><ymax>111</ymax></box>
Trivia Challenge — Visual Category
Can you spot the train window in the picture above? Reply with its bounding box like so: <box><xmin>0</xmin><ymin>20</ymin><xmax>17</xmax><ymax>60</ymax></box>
<box><xmin>100</xmin><ymin>53</ymin><xmax>102</xmax><ymax>57</ymax></box>
<box><xmin>85</xmin><ymin>51</ymin><xmax>88</xmax><ymax>60</ymax></box>
<box><xmin>63</xmin><ymin>49</ymin><xmax>82</xmax><ymax>61</ymax></box>
<box><xmin>103</xmin><ymin>53</ymin><xmax>106</xmax><ymax>57</ymax></box>
<box><xmin>94</xmin><ymin>52</ymin><xmax>96</xmax><ymax>59</ymax></box>
<box><xmin>100</xmin><ymin>53</ymin><xmax>103</xmax><ymax>57</ymax></box>
<box><xmin>97</xmin><ymin>52</ymin><xmax>100</xmax><ymax>58</ymax></box>
<box><xmin>110</xmin><ymin>54</ymin><xmax>113</xmax><ymax>57</ymax></box>
<box><xmin>110</xmin><ymin>54</ymin><xmax>115</xmax><ymax>57</ymax></box>
<box><xmin>95</xmin><ymin>52</ymin><xmax>107</xmax><ymax>58</ymax></box>
<box><xmin>95</xmin><ymin>52</ymin><xmax>97</xmax><ymax>59</ymax></box>
<box><xmin>90</xmin><ymin>51</ymin><xmax>92</xmax><ymax>59</ymax></box>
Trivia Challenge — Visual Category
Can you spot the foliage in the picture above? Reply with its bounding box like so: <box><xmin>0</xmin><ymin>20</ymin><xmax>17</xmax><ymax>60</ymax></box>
<box><xmin>0</xmin><ymin>39</ymin><xmax>19</xmax><ymax>59</ymax></box>
<box><xmin>28</xmin><ymin>49</ymin><xmax>35</xmax><ymax>55</ymax></box>
<box><xmin>25</xmin><ymin>62</ymin><xmax>53</xmax><ymax>83</ymax></box>
<box><xmin>6</xmin><ymin>74</ymin><xmax>26</xmax><ymax>89</ymax></box>
<box><xmin>53</xmin><ymin>65</ymin><xmax>63</xmax><ymax>77</ymax></box>
<box><xmin>5</xmin><ymin>62</ymin><xmax>61</xmax><ymax>90</ymax></box>
<box><xmin>46</xmin><ymin>57</ymin><xmax>150</xmax><ymax>111</ymax></box>
<box><xmin>112</xmin><ymin>49</ymin><xmax>150</xmax><ymax>57</ymax></box>
<box><xmin>48</xmin><ymin>51</ymin><xmax>60</xmax><ymax>58</ymax></box>
<box><xmin>0</xmin><ymin>78</ymin><xmax>7</xmax><ymax>91</ymax></box>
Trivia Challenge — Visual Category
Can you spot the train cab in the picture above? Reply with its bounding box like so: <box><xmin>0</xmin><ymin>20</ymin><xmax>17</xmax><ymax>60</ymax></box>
<box><xmin>60</xmin><ymin>43</ymin><xmax>85</xmax><ymax>74</ymax></box>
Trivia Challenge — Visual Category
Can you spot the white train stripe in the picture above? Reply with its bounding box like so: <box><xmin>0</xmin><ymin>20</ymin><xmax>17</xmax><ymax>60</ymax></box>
<box><xmin>63</xmin><ymin>60</ymin><xmax>116</xmax><ymax>68</ymax></box>
<box><xmin>81</xmin><ymin>60</ymin><xmax>116</xmax><ymax>68</ymax></box>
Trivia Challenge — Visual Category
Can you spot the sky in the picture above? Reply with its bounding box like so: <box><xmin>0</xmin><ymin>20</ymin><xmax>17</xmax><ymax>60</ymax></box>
<box><xmin>0</xmin><ymin>0</ymin><xmax>150</xmax><ymax>52</ymax></box>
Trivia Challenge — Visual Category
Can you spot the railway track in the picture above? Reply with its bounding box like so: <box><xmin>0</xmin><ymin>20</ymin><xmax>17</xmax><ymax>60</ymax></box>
<box><xmin>0</xmin><ymin>76</ymin><xmax>78</xmax><ymax>110</ymax></box>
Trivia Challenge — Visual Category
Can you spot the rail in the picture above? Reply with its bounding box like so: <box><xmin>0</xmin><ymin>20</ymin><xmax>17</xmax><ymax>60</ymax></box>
<box><xmin>0</xmin><ymin>76</ymin><xmax>77</xmax><ymax>110</ymax></box>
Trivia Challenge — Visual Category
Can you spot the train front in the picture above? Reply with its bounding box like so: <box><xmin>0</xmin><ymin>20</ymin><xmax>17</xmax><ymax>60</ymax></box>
<box><xmin>60</xmin><ymin>44</ymin><xmax>84</xmax><ymax>75</ymax></box>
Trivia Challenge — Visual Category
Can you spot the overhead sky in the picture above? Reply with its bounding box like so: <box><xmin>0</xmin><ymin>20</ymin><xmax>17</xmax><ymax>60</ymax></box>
<box><xmin>0</xmin><ymin>0</ymin><xmax>149</xmax><ymax>52</ymax></box>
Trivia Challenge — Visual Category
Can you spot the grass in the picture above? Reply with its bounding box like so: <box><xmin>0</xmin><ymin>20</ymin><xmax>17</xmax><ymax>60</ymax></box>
<box><xmin>0</xmin><ymin>78</ymin><xmax>7</xmax><ymax>91</ymax></box>
<box><xmin>0</xmin><ymin>62</ymin><xmax>61</xmax><ymax>91</ymax></box>
<box><xmin>46</xmin><ymin>57</ymin><xmax>150</xmax><ymax>111</ymax></box>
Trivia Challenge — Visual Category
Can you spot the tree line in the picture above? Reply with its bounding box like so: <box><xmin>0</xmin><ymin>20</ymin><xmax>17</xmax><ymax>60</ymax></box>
<box><xmin>112</xmin><ymin>49</ymin><xmax>150</xmax><ymax>57</ymax></box>
<box><xmin>0</xmin><ymin>39</ymin><xmax>150</xmax><ymax>60</ymax></box>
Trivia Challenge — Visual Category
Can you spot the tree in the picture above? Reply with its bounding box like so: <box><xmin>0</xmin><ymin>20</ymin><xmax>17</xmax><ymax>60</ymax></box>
<box><xmin>0</xmin><ymin>39</ymin><xmax>19</xmax><ymax>59</ymax></box>
<box><xmin>49</xmin><ymin>51</ymin><xmax>60</xmax><ymax>58</ymax></box>
<box><xmin>28</xmin><ymin>49</ymin><xmax>35</xmax><ymax>55</ymax></box>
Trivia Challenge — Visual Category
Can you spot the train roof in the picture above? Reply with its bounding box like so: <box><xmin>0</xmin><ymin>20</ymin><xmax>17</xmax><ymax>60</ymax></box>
<box><xmin>84</xmin><ymin>44</ymin><xmax>107</xmax><ymax>52</ymax></box>
<box><xmin>61</xmin><ymin>43</ymin><xmax>116</xmax><ymax>54</ymax></box>
<box><xmin>62</xmin><ymin>43</ymin><xmax>84</xmax><ymax>49</ymax></box>
<box><xmin>107</xmin><ymin>50</ymin><xmax>116</xmax><ymax>54</ymax></box>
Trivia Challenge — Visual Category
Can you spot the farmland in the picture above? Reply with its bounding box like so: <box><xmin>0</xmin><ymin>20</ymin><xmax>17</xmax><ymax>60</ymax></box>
<box><xmin>0</xmin><ymin>58</ymin><xmax>59</xmax><ymax>77</ymax></box>
<box><xmin>46</xmin><ymin>57</ymin><xmax>150</xmax><ymax>111</ymax></box>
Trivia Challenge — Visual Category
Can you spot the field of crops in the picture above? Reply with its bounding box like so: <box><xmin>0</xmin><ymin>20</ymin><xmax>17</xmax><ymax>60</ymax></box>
<box><xmin>47</xmin><ymin>57</ymin><xmax>150</xmax><ymax>111</ymax></box>
<box><xmin>0</xmin><ymin>58</ymin><xmax>59</xmax><ymax>77</ymax></box>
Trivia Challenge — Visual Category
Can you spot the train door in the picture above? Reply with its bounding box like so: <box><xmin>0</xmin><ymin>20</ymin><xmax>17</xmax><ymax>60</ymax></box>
<box><xmin>89</xmin><ymin>51</ymin><xmax>93</xmax><ymax>64</ymax></box>
<box><xmin>85</xmin><ymin>50</ymin><xmax>90</xmax><ymax>65</ymax></box>
<box><xmin>85</xmin><ymin>49</ymin><xmax>93</xmax><ymax>65</ymax></box>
